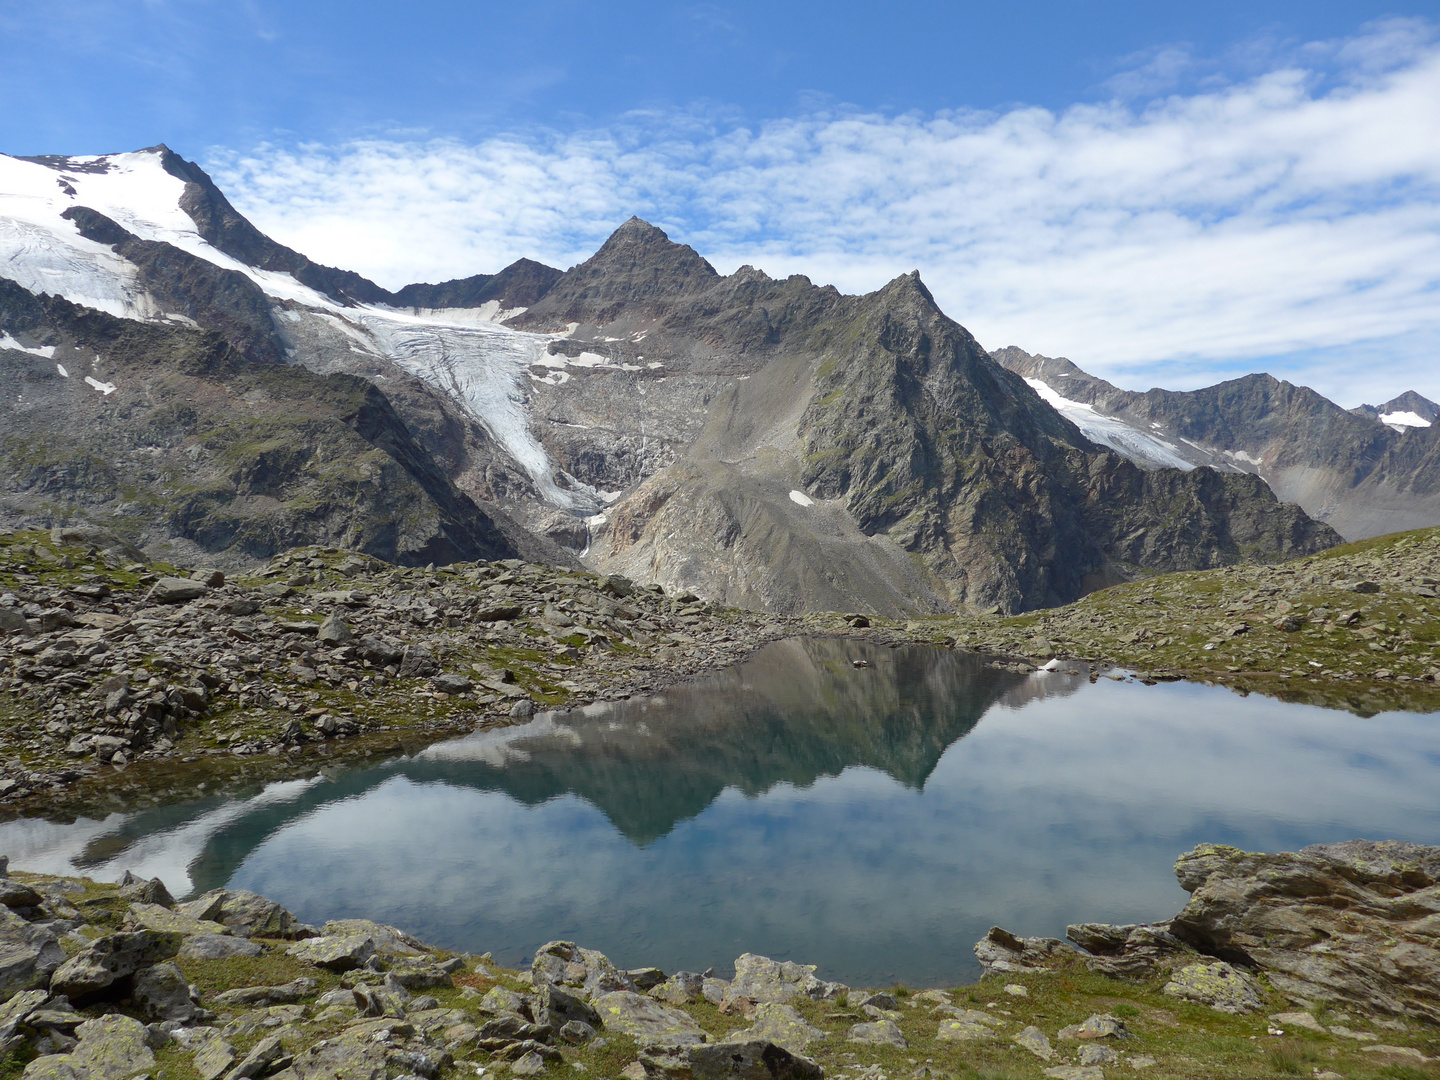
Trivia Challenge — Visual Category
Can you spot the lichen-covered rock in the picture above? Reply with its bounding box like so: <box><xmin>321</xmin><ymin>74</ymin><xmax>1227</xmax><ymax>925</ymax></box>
<box><xmin>727</xmin><ymin>954</ymin><xmax>846</xmax><ymax>1005</ymax></box>
<box><xmin>125</xmin><ymin>901</ymin><xmax>228</xmax><ymax>938</ymax></box>
<box><xmin>22</xmin><ymin>1014</ymin><xmax>155</xmax><ymax>1080</ymax></box>
<box><xmin>180</xmin><ymin>933</ymin><xmax>263</xmax><ymax>961</ymax></box>
<box><xmin>1065</xmin><ymin>921</ymin><xmax>1196</xmax><ymax>979</ymax></box>
<box><xmin>321</xmin><ymin>919</ymin><xmax>426</xmax><ymax>956</ymax></box>
<box><xmin>1162</xmin><ymin>961</ymin><xmax>1265</xmax><ymax>1014</ymax></box>
<box><xmin>1057</xmin><ymin>1014</ymin><xmax>1129</xmax><ymax>1040</ymax></box>
<box><xmin>594</xmin><ymin>990</ymin><xmax>708</xmax><ymax>1047</ymax></box>
<box><xmin>48</xmin><ymin>929</ymin><xmax>181</xmax><ymax>999</ymax></box>
<box><xmin>268</xmin><ymin>1016</ymin><xmax>450</xmax><ymax>1080</ymax></box>
<box><xmin>180</xmin><ymin>888</ymin><xmax>306</xmax><ymax>939</ymax></box>
<box><xmin>1013</xmin><ymin>1025</ymin><xmax>1054</xmax><ymax>1060</ymax></box>
<box><xmin>1170</xmin><ymin>840</ymin><xmax>1440</xmax><ymax>1023</ymax></box>
<box><xmin>936</xmin><ymin>1016</ymin><xmax>996</xmax><ymax>1042</ymax></box>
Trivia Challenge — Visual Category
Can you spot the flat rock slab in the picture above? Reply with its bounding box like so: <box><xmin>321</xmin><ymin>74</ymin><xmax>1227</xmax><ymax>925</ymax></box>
<box><xmin>1058</xmin><ymin>1014</ymin><xmax>1129</xmax><ymax>1040</ymax></box>
<box><xmin>321</xmin><ymin>919</ymin><xmax>426</xmax><ymax>956</ymax></box>
<box><xmin>641</xmin><ymin>1040</ymin><xmax>824</xmax><ymax>1080</ymax></box>
<box><xmin>728</xmin><ymin>954</ymin><xmax>844</xmax><ymax>1005</ymax></box>
<box><xmin>1270</xmin><ymin>1011</ymin><xmax>1326</xmax><ymax>1033</ymax></box>
<box><xmin>180</xmin><ymin>933</ymin><xmax>264</xmax><ymax>961</ymax></box>
<box><xmin>849</xmin><ymin>1020</ymin><xmax>906</xmax><ymax>1047</ymax></box>
<box><xmin>595</xmin><ymin>990</ymin><xmax>708</xmax><ymax>1047</ymax></box>
<box><xmin>1162</xmin><ymin>961</ymin><xmax>1264</xmax><ymax>1014</ymax></box>
<box><xmin>287</xmin><ymin>933</ymin><xmax>376</xmax><ymax>972</ymax></box>
<box><xmin>936</xmin><ymin>1018</ymin><xmax>995</xmax><ymax>1042</ymax></box>
<box><xmin>1044</xmin><ymin>1067</ymin><xmax>1105</xmax><ymax>1080</ymax></box>
<box><xmin>126</xmin><ymin>901</ymin><xmax>229</xmax><ymax>938</ymax></box>
<box><xmin>0</xmin><ymin>908</ymin><xmax>65</xmax><ymax>997</ymax></box>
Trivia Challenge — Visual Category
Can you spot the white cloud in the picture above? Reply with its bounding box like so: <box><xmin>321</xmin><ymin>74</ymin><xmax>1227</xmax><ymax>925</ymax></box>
<box><xmin>207</xmin><ymin>19</ymin><xmax>1440</xmax><ymax>405</ymax></box>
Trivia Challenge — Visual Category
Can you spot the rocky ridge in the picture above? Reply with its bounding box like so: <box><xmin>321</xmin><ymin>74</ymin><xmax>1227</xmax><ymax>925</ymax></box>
<box><xmin>0</xmin><ymin>842</ymin><xmax>1435</xmax><ymax>1080</ymax></box>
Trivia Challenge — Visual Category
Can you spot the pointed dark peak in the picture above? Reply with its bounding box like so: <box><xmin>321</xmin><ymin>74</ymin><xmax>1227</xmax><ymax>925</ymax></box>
<box><xmin>391</xmin><ymin>258</ymin><xmax>562</xmax><ymax>310</ymax></box>
<box><xmin>588</xmin><ymin>217</ymin><xmax>718</xmax><ymax>278</ymax></box>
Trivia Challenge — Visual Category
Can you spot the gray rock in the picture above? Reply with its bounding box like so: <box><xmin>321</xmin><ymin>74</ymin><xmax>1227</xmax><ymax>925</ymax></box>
<box><xmin>628</xmin><ymin>967</ymin><xmax>667</xmax><ymax>991</ymax></box>
<box><xmin>0</xmin><ymin>989</ymin><xmax>50</xmax><ymax>1055</ymax></box>
<box><xmin>1013</xmin><ymin>1025</ymin><xmax>1054</xmax><ymax>1060</ymax></box>
<box><xmin>724</xmin><ymin>1003</ymin><xmax>825</xmax><ymax>1055</ymax></box>
<box><xmin>147</xmin><ymin>577</ymin><xmax>207</xmax><ymax>603</ymax></box>
<box><xmin>317</xmin><ymin>614</ymin><xmax>353</xmax><ymax>645</ymax></box>
<box><xmin>1043</xmin><ymin>1067</ymin><xmax>1105</xmax><ymax>1080</ymax></box>
<box><xmin>512</xmin><ymin>1050</ymin><xmax>548</xmax><ymax>1076</ymax></box>
<box><xmin>533</xmin><ymin>940</ymin><xmax>637</xmax><ymax>999</ymax></box>
<box><xmin>179</xmin><ymin>888</ymin><xmax>304</xmax><ymax>939</ymax></box>
<box><xmin>560</xmin><ymin>1020</ymin><xmax>598</xmax><ymax>1044</ymax></box>
<box><xmin>131</xmin><ymin>961</ymin><xmax>198</xmax><ymax>1021</ymax></box>
<box><xmin>286</xmin><ymin>932</ymin><xmax>375</xmax><ymax>971</ymax></box>
<box><xmin>641</xmin><ymin>1040</ymin><xmax>824</xmax><ymax>1080</ymax></box>
<box><xmin>22</xmin><ymin>1014</ymin><xmax>155</xmax><ymax>1080</ymax></box>
<box><xmin>125</xmin><ymin>901</ymin><xmax>227</xmax><ymax>937</ymax></box>
<box><xmin>538</xmin><ymin>983</ymin><xmax>602</xmax><ymax>1032</ymax></box>
<box><xmin>1170</xmin><ymin>840</ymin><xmax>1440</xmax><ymax>1023</ymax></box>
<box><xmin>0</xmin><ymin>879</ymin><xmax>42</xmax><ymax>908</ymax></box>
<box><xmin>594</xmin><ymin>990</ymin><xmax>708</xmax><ymax>1047</ymax></box>
<box><xmin>320</xmin><ymin>919</ymin><xmax>426</xmax><ymax>955</ymax></box>
<box><xmin>397</xmin><ymin>644</ymin><xmax>438</xmax><ymax>678</ymax></box>
<box><xmin>1270</xmin><ymin>1010</ymin><xmax>1326</xmax><ymax>1033</ymax></box>
<box><xmin>974</xmin><ymin>925</ymin><xmax>1075</xmax><ymax>974</ymax></box>
<box><xmin>478</xmin><ymin>985</ymin><xmax>529</xmax><ymax>1017</ymax></box>
<box><xmin>179</xmin><ymin>933</ymin><xmax>263</xmax><ymax>961</ymax></box>
<box><xmin>0</xmin><ymin>907</ymin><xmax>65</xmax><ymax>996</ymax></box>
<box><xmin>116</xmin><ymin>872</ymin><xmax>175</xmax><ymax>908</ymax></box>
<box><xmin>651</xmin><ymin>972</ymin><xmax>705</xmax><ymax>1005</ymax></box>
<box><xmin>848</xmin><ymin>1020</ymin><xmax>906</xmax><ymax>1047</ymax></box>
<box><xmin>1162</xmin><ymin>961</ymin><xmax>1264</xmax><ymax>1014</ymax></box>
<box><xmin>1066</xmin><ymin>921</ymin><xmax>1195</xmax><ymax>979</ymax></box>
<box><xmin>193</xmin><ymin>1037</ymin><xmax>238</xmax><ymax>1080</ymax></box>
<box><xmin>935</xmin><ymin>1015</ymin><xmax>997</xmax><ymax>1042</ymax></box>
<box><xmin>727</xmin><ymin>954</ymin><xmax>845</xmax><ymax>1004</ymax></box>
<box><xmin>431</xmin><ymin>672</ymin><xmax>473</xmax><ymax>694</ymax></box>
<box><xmin>49</xmin><ymin>929</ymin><xmax>182</xmax><ymax>999</ymax></box>
<box><xmin>272</xmin><ymin>1016</ymin><xmax>448</xmax><ymax>1080</ymax></box>
<box><xmin>847</xmin><ymin>991</ymin><xmax>896</xmax><ymax>1011</ymax></box>
<box><xmin>1078</xmin><ymin>1044</ymin><xmax>1121</xmax><ymax>1065</ymax></box>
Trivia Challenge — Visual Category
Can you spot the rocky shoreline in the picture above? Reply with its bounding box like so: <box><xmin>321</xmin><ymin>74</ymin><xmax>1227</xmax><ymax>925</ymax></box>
<box><xmin>2</xmin><ymin>525</ymin><xmax>1439</xmax><ymax>818</ymax></box>
<box><xmin>0</xmin><ymin>840</ymin><xmax>1435</xmax><ymax>1080</ymax></box>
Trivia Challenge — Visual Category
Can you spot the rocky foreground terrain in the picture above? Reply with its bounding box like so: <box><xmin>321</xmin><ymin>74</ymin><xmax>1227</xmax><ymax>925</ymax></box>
<box><xmin>0</xmin><ymin>840</ymin><xmax>1435</xmax><ymax>1080</ymax></box>
<box><xmin>1</xmin><ymin>523</ymin><xmax>1437</xmax><ymax>816</ymax></box>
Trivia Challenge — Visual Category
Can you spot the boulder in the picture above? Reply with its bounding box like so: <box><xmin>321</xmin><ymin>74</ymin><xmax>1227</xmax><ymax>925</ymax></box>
<box><xmin>179</xmin><ymin>889</ymin><xmax>304</xmax><ymax>939</ymax></box>
<box><xmin>1162</xmin><ymin>961</ymin><xmax>1264</xmax><ymax>1014</ymax></box>
<box><xmin>131</xmin><ymin>960</ymin><xmax>198</xmax><ymax>1021</ymax></box>
<box><xmin>1169</xmin><ymin>840</ymin><xmax>1440</xmax><ymax>1023</ymax></box>
<box><xmin>0</xmin><ymin>879</ymin><xmax>43</xmax><ymax>909</ymax></box>
<box><xmin>286</xmin><ymin>933</ymin><xmax>375</xmax><ymax>972</ymax></box>
<box><xmin>192</xmin><ymin>1039</ymin><xmax>236</xmax><ymax>1080</ymax></box>
<box><xmin>593</xmin><ymin>990</ymin><xmax>708</xmax><ymax>1047</ymax></box>
<box><xmin>319</xmin><ymin>919</ymin><xmax>426</xmax><ymax>955</ymax></box>
<box><xmin>936</xmin><ymin>1016</ymin><xmax>996</xmax><ymax>1042</ymax></box>
<box><xmin>212</xmin><ymin>977</ymin><xmax>318</xmax><ymax>1008</ymax></box>
<box><xmin>0</xmin><ymin>908</ymin><xmax>65</xmax><ymax>997</ymax></box>
<box><xmin>532</xmin><ymin>940</ymin><xmax>637</xmax><ymax>999</ymax></box>
<box><xmin>478</xmin><ymin>985</ymin><xmax>529</xmax><ymax>1017</ymax></box>
<box><xmin>537</xmin><ymin>983</ymin><xmax>602</xmax><ymax>1032</ymax></box>
<box><xmin>316</xmin><ymin>614</ymin><xmax>352</xmax><ymax>645</ymax></box>
<box><xmin>431</xmin><ymin>672</ymin><xmax>473</xmax><ymax>695</ymax></box>
<box><xmin>21</xmin><ymin>1014</ymin><xmax>155</xmax><ymax>1080</ymax></box>
<box><xmin>0</xmin><ymin>990</ymin><xmax>50</xmax><ymax>1055</ymax></box>
<box><xmin>272</xmin><ymin>1016</ymin><xmax>449</xmax><ymax>1080</ymax></box>
<box><xmin>1057</xmin><ymin>1015</ymin><xmax>1129</xmax><ymax>1041</ymax></box>
<box><xmin>650</xmin><ymin>972</ymin><xmax>705</xmax><ymax>1005</ymax></box>
<box><xmin>125</xmin><ymin>901</ymin><xmax>228</xmax><ymax>937</ymax></box>
<box><xmin>723</xmin><ymin>1003</ymin><xmax>825</xmax><ymax>1055</ymax></box>
<box><xmin>1014</xmin><ymin>1025</ymin><xmax>1054</xmax><ymax>1060</ymax></box>
<box><xmin>115</xmin><ymin>871</ymin><xmax>174</xmax><ymax>907</ymax></box>
<box><xmin>397</xmin><ymin>644</ymin><xmax>438</xmax><ymax>678</ymax></box>
<box><xmin>48</xmin><ymin>929</ymin><xmax>181</xmax><ymax>999</ymax></box>
<box><xmin>1065</xmin><ymin>921</ymin><xmax>1195</xmax><ymax>979</ymax></box>
<box><xmin>146</xmin><ymin>577</ymin><xmax>207</xmax><ymax>603</ymax></box>
<box><xmin>727</xmin><ymin>954</ymin><xmax>845</xmax><ymax>1004</ymax></box>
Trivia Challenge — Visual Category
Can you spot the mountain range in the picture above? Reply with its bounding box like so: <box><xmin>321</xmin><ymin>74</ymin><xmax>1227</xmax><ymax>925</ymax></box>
<box><xmin>5</xmin><ymin>144</ymin><xmax>1429</xmax><ymax>615</ymax></box>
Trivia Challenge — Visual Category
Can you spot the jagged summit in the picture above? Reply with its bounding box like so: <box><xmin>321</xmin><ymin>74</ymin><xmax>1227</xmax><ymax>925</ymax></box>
<box><xmin>1353</xmin><ymin>390</ymin><xmax>1439</xmax><ymax>430</ymax></box>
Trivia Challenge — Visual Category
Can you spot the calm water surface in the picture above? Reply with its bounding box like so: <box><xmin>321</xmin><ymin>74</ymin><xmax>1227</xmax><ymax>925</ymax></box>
<box><xmin>4</xmin><ymin>639</ymin><xmax>1438</xmax><ymax>987</ymax></box>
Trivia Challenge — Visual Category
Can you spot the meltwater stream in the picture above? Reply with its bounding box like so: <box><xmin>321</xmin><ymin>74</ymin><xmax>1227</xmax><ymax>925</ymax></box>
<box><xmin>4</xmin><ymin>639</ymin><xmax>1439</xmax><ymax>987</ymax></box>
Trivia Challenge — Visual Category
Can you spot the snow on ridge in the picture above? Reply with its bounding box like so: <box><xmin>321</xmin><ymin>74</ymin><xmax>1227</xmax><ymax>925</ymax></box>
<box><xmin>1379</xmin><ymin>411</ymin><xmax>1432</xmax><ymax>430</ymax></box>
<box><xmin>1024</xmin><ymin>377</ymin><xmax>1196</xmax><ymax>471</ymax></box>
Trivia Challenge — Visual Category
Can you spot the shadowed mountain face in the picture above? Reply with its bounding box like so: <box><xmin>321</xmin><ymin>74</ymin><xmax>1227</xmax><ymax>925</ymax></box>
<box><xmin>995</xmin><ymin>347</ymin><xmax>1440</xmax><ymax>542</ymax></box>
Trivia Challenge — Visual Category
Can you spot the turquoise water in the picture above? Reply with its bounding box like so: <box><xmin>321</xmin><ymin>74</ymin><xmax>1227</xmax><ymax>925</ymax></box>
<box><xmin>4</xmin><ymin>638</ymin><xmax>1439</xmax><ymax>987</ymax></box>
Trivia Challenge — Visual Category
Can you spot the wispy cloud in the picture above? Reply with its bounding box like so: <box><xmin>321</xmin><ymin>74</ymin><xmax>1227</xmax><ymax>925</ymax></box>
<box><xmin>207</xmin><ymin>19</ymin><xmax>1440</xmax><ymax>405</ymax></box>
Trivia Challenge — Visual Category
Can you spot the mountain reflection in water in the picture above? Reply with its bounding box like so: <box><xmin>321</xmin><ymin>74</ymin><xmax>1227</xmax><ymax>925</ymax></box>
<box><xmin>2</xmin><ymin>638</ymin><xmax>1437</xmax><ymax>988</ymax></box>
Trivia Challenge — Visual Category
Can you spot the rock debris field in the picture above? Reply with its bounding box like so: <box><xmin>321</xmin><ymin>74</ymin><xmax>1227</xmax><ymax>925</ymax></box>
<box><xmin>0</xmin><ymin>841</ymin><xmax>1436</xmax><ymax>1080</ymax></box>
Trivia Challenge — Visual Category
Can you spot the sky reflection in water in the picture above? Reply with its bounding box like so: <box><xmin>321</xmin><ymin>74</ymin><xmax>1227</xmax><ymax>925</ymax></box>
<box><xmin>2</xmin><ymin>638</ymin><xmax>1437</xmax><ymax>987</ymax></box>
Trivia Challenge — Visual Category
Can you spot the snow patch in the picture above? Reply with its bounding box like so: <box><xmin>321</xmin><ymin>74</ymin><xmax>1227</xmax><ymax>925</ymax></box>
<box><xmin>1379</xmin><ymin>411</ymin><xmax>1432</xmax><ymax>430</ymax></box>
<box><xmin>1024</xmin><ymin>378</ymin><xmax>1196</xmax><ymax>471</ymax></box>
<box><xmin>1225</xmin><ymin>449</ymin><xmax>1265</xmax><ymax>466</ymax></box>
<box><xmin>789</xmin><ymin>490</ymin><xmax>814</xmax><ymax>507</ymax></box>
<box><xmin>0</xmin><ymin>334</ymin><xmax>55</xmax><ymax>358</ymax></box>
<box><xmin>55</xmin><ymin>363</ymin><xmax>68</xmax><ymax>377</ymax></box>
<box><xmin>84</xmin><ymin>376</ymin><xmax>116</xmax><ymax>395</ymax></box>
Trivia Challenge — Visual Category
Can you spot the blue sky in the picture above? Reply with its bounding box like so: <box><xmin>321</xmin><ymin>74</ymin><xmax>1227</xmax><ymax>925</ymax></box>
<box><xmin>3</xmin><ymin>1</ymin><xmax>1439</xmax><ymax>404</ymax></box>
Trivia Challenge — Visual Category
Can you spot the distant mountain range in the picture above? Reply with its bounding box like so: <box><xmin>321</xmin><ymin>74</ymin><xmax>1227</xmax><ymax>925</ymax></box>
<box><xmin>993</xmin><ymin>349</ymin><xmax>1440</xmax><ymax>543</ymax></box>
<box><xmin>6</xmin><ymin>144</ymin><xmax>1423</xmax><ymax>614</ymax></box>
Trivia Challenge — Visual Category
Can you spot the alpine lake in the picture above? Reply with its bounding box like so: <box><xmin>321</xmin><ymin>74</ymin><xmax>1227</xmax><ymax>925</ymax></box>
<box><xmin>4</xmin><ymin>638</ymin><xmax>1438</xmax><ymax>989</ymax></box>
